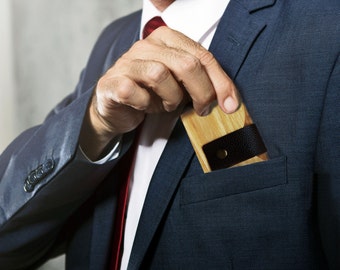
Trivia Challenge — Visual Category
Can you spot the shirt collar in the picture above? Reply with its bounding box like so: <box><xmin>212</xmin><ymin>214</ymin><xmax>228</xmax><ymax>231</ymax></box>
<box><xmin>141</xmin><ymin>0</ymin><xmax>230</xmax><ymax>43</ymax></box>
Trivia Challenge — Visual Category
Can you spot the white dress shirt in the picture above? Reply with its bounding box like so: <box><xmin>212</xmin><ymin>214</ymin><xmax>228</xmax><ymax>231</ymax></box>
<box><xmin>120</xmin><ymin>0</ymin><xmax>230</xmax><ymax>269</ymax></box>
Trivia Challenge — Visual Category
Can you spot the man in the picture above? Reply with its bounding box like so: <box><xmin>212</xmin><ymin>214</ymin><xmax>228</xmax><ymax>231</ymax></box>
<box><xmin>0</xmin><ymin>0</ymin><xmax>339</xmax><ymax>269</ymax></box>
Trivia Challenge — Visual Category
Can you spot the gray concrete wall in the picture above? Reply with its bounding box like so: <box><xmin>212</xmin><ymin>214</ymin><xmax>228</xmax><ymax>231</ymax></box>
<box><xmin>1</xmin><ymin>0</ymin><xmax>141</xmax><ymax>268</ymax></box>
<box><xmin>0</xmin><ymin>0</ymin><xmax>16</xmax><ymax>151</ymax></box>
<box><xmin>1</xmin><ymin>0</ymin><xmax>141</xmax><ymax>152</ymax></box>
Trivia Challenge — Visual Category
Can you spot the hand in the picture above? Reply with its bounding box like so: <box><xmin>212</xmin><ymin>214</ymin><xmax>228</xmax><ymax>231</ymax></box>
<box><xmin>80</xmin><ymin>26</ymin><xmax>240</xmax><ymax>160</ymax></box>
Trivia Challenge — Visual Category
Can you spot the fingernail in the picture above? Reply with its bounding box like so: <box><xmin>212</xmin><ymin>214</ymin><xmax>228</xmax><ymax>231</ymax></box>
<box><xmin>223</xmin><ymin>96</ymin><xmax>239</xmax><ymax>113</ymax></box>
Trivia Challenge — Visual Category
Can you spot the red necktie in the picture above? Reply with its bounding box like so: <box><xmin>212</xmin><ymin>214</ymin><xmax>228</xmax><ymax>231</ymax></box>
<box><xmin>142</xmin><ymin>16</ymin><xmax>167</xmax><ymax>39</ymax></box>
<box><xmin>110</xmin><ymin>17</ymin><xmax>167</xmax><ymax>270</ymax></box>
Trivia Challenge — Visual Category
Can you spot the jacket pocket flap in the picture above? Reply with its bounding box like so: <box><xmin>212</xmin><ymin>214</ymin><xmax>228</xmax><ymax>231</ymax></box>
<box><xmin>180</xmin><ymin>156</ymin><xmax>287</xmax><ymax>205</ymax></box>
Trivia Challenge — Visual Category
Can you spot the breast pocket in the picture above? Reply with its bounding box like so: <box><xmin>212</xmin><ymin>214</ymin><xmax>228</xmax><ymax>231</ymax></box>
<box><xmin>180</xmin><ymin>156</ymin><xmax>287</xmax><ymax>205</ymax></box>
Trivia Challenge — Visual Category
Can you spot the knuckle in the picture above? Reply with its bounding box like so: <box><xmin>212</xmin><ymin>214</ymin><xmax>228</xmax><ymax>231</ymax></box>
<box><xmin>178</xmin><ymin>55</ymin><xmax>201</xmax><ymax>74</ymax></box>
<box><xmin>162</xmin><ymin>102</ymin><xmax>175</xmax><ymax>112</ymax></box>
<box><xmin>98</xmin><ymin>75</ymin><xmax>136</xmax><ymax>102</ymax></box>
<box><xmin>96</xmin><ymin>77</ymin><xmax>113</xmax><ymax>102</ymax></box>
<box><xmin>114</xmin><ymin>77</ymin><xmax>150</xmax><ymax>111</ymax></box>
<box><xmin>151</xmin><ymin>25</ymin><xmax>168</xmax><ymax>36</ymax></box>
<box><xmin>130</xmin><ymin>40</ymin><xmax>146</xmax><ymax>52</ymax></box>
<box><xmin>163</xmin><ymin>92</ymin><xmax>183</xmax><ymax>111</ymax></box>
<box><xmin>147</xmin><ymin>62</ymin><xmax>170</xmax><ymax>85</ymax></box>
<box><xmin>114</xmin><ymin>77</ymin><xmax>137</xmax><ymax>101</ymax></box>
<box><xmin>195</xmin><ymin>91</ymin><xmax>215</xmax><ymax>106</ymax></box>
<box><xmin>163</xmin><ymin>100</ymin><xmax>181</xmax><ymax>112</ymax></box>
<box><xmin>197</xmin><ymin>50</ymin><xmax>215</xmax><ymax>66</ymax></box>
<box><xmin>216</xmin><ymin>77</ymin><xmax>234</xmax><ymax>95</ymax></box>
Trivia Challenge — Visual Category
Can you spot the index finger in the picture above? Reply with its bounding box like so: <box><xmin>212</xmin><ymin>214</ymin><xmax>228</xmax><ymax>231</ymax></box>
<box><xmin>150</xmin><ymin>27</ymin><xmax>240</xmax><ymax>114</ymax></box>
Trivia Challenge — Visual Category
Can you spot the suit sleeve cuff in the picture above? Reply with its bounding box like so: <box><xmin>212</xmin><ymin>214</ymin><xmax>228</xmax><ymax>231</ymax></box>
<box><xmin>77</xmin><ymin>135</ymin><xmax>122</xmax><ymax>164</ymax></box>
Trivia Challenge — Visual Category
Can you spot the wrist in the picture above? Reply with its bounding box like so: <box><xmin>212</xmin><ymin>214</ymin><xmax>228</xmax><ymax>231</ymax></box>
<box><xmin>79</xmin><ymin>101</ymin><xmax>119</xmax><ymax>160</ymax></box>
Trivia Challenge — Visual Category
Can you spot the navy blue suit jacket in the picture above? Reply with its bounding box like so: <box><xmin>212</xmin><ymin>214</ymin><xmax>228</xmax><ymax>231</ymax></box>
<box><xmin>1</xmin><ymin>0</ymin><xmax>339</xmax><ymax>269</ymax></box>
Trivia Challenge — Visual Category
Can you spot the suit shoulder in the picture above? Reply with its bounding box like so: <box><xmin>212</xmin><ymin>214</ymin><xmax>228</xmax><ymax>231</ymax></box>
<box><xmin>99</xmin><ymin>10</ymin><xmax>142</xmax><ymax>42</ymax></box>
<box><xmin>282</xmin><ymin>0</ymin><xmax>339</xmax><ymax>14</ymax></box>
<box><xmin>297</xmin><ymin>0</ymin><xmax>340</xmax><ymax>13</ymax></box>
<box><xmin>284</xmin><ymin>0</ymin><xmax>340</xmax><ymax>36</ymax></box>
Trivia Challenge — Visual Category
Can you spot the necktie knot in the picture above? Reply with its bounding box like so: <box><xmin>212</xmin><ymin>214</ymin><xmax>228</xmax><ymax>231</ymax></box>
<box><xmin>142</xmin><ymin>16</ymin><xmax>167</xmax><ymax>39</ymax></box>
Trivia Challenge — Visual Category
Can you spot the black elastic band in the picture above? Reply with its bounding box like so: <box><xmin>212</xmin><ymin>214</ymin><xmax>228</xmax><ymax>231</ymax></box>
<box><xmin>202</xmin><ymin>124</ymin><xmax>267</xmax><ymax>170</ymax></box>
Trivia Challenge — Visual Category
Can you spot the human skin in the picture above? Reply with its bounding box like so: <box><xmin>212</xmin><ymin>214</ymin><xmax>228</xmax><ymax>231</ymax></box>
<box><xmin>79</xmin><ymin>0</ymin><xmax>240</xmax><ymax>160</ymax></box>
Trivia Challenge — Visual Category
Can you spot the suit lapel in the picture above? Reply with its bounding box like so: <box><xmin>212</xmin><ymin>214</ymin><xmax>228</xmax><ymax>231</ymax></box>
<box><xmin>209</xmin><ymin>0</ymin><xmax>275</xmax><ymax>80</ymax></box>
<box><xmin>128</xmin><ymin>120</ymin><xmax>194</xmax><ymax>269</ymax></box>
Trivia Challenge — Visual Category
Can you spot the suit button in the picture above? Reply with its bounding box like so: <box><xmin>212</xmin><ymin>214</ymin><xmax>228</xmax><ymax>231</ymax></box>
<box><xmin>36</xmin><ymin>166</ymin><xmax>44</xmax><ymax>179</ymax></box>
<box><xmin>27</xmin><ymin>171</ymin><xmax>39</xmax><ymax>184</ymax></box>
<box><xmin>43</xmin><ymin>159</ymin><xmax>55</xmax><ymax>173</ymax></box>
<box><xmin>24</xmin><ymin>181</ymin><xmax>34</xmax><ymax>192</ymax></box>
<box><xmin>24</xmin><ymin>158</ymin><xmax>55</xmax><ymax>193</ymax></box>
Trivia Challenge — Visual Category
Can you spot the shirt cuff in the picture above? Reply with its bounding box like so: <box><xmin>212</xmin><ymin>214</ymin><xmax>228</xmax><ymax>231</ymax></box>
<box><xmin>77</xmin><ymin>135</ymin><xmax>122</xmax><ymax>164</ymax></box>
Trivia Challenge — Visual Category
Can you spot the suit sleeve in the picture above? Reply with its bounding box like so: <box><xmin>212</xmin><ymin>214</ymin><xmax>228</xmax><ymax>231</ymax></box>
<box><xmin>0</xmin><ymin>19</ymin><xmax>134</xmax><ymax>269</ymax></box>
<box><xmin>0</xmin><ymin>82</ymin><xmax>122</xmax><ymax>270</ymax></box>
<box><xmin>315</xmin><ymin>53</ymin><xmax>340</xmax><ymax>269</ymax></box>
